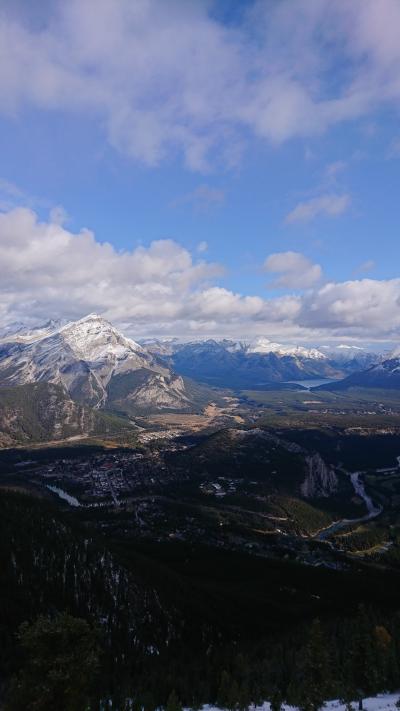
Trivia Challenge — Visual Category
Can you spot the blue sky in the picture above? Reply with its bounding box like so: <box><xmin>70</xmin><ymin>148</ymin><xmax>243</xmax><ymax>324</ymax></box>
<box><xmin>0</xmin><ymin>0</ymin><xmax>399</xmax><ymax>344</ymax></box>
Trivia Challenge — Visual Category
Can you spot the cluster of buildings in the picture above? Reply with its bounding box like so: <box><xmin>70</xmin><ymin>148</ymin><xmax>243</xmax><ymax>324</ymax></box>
<box><xmin>33</xmin><ymin>449</ymin><xmax>169</xmax><ymax>505</ymax></box>
<box><xmin>199</xmin><ymin>477</ymin><xmax>240</xmax><ymax>498</ymax></box>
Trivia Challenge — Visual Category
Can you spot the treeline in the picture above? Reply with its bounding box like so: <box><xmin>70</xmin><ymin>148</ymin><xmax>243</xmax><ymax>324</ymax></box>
<box><xmin>4</xmin><ymin>605</ymin><xmax>400</xmax><ymax>710</ymax></box>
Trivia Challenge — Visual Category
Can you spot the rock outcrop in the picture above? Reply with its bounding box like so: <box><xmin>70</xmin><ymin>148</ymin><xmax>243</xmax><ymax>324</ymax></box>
<box><xmin>301</xmin><ymin>453</ymin><xmax>338</xmax><ymax>498</ymax></box>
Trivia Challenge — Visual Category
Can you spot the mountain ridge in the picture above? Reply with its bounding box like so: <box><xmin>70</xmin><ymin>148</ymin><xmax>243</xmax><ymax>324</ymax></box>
<box><xmin>0</xmin><ymin>314</ymin><xmax>193</xmax><ymax>413</ymax></box>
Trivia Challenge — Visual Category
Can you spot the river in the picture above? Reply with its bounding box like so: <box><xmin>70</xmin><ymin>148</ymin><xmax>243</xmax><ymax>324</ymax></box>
<box><xmin>284</xmin><ymin>378</ymin><xmax>341</xmax><ymax>389</ymax></box>
<box><xmin>315</xmin><ymin>470</ymin><xmax>382</xmax><ymax>540</ymax></box>
<box><xmin>46</xmin><ymin>485</ymin><xmax>81</xmax><ymax>507</ymax></box>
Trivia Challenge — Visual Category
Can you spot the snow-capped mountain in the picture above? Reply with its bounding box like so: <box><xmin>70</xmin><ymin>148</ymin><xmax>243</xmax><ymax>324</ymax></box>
<box><xmin>0</xmin><ymin>314</ymin><xmax>191</xmax><ymax>411</ymax></box>
<box><xmin>0</xmin><ymin>319</ymin><xmax>66</xmax><ymax>344</ymax></box>
<box><xmin>147</xmin><ymin>337</ymin><xmax>343</xmax><ymax>389</ymax></box>
<box><xmin>138</xmin><ymin>337</ymin><xmax>181</xmax><ymax>357</ymax></box>
<box><xmin>140</xmin><ymin>336</ymin><xmax>385</xmax><ymax>390</ymax></box>
<box><xmin>246</xmin><ymin>337</ymin><xmax>327</xmax><ymax>360</ymax></box>
<box><xmin>320</xmin><ymin>344</ymin><xmax>379</xmax><ymax>371</ymax></box>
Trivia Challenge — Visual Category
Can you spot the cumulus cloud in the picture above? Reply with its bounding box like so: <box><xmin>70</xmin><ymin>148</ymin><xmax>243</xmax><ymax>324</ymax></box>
<box><xmin>0</xmin><ymin>207</ymin><xmax>222</xmax><ymax>325</ymax></box>
<box><xmin>264</xmin><ymin>252</ymin><xmax>323</xmax><ymax>289</ymax></box>
<box><xmin>285</xmin><ymin>194</ymin><xmax>351</xmax><ymax>224</ymax></box>
<box><xmin>298</xmin><ymin>279</ymin><xmax>400</xmax><ymax>339</ymax></box>
<box><xmin>0</xmin><ymin>206</ymin><xmax>398</xmax><ymax>342</ymax></box>
<box><xmin>0</xmin><ymin>0</ymin><xmax>400</xmax><ymax>169</ymax></box>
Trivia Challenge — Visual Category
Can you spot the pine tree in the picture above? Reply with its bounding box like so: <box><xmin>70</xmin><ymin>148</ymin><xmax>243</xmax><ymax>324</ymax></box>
<box><xmin>299</xmin><ymin>618</ymin><xmax>331</xmax><ymax>711</ymax></box>
<box><xmin>217</xmin><ymin>670</ymin><xmax>233</xmax><ymax>708</ymax></box>
<box><xmin>166</xmin><ymin>689</ymin><xmax>182</xmax><ymax>711</ymax></box>
<box><xmin>351</xmin><ymin>606</ymin><xmax>379</xmax><ymax>710</ymax></box>
<box><xmin>5</xmin><ymin>613</ymin><xmax>100</xmax><ymax>711</ymax></box>
<box><xmin>270</xmin><ymin>689</ymin><xmax>284</xmax><ymax>711</ymax></box>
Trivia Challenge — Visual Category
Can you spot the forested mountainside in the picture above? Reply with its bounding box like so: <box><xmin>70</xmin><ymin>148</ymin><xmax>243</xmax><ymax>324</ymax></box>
<box><xmin>0</xmin><ymin>383</ymin><xmax>130</xmax><ymax>446</ymax></box>
<box><xmin>2</xmin><ymin>488</ymin><xmax>400</xmax><ymax>709</ymax></box>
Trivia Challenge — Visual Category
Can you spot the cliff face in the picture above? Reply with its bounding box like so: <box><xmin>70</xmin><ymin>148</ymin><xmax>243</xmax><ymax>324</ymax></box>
<box><xmin>301</xmin><ymin>453</ymin><xmax>338</xmax><ymax>498</ymax></box>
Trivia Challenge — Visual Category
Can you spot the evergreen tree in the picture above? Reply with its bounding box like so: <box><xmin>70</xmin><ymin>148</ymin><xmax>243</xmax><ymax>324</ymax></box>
<box><xmin>270</xmin><ymin>689</ymin><xmax>284</xmax><ymax>711</ymax></box>
<box><xmin>351</xmin><ymin>606</ymin><xmax>379</xmax><ymax>710</ymax></box>
<box><xmin>216</xmin><ymin>670</ymin><xmax>242</xmax><ymax>710</ymax></box>
<box><xmin>299</xmin><ymin>618</ymin><xmax>331</xmax><ymax>711</ymax></box>
<box><xmin>166</xmin><ymin>690</ymin><xmax>182</xmax><ymax>711</ymax></box>
<box><xmin>217</xmin><ymin>670</ymin><xmax>233</xmax><ymax>708</ymax></box>
<box><xmin>227</xmin><ymin>679</ymin><xmax>240</xmax><ymax>711</ymax></box>
<box><xmin>5</xmin><ymin>613</ymin><xmax>100</xmax><ymax>711</ymax></box>
<box><xmin>374</xmin><ymin>625</ymin><xmax>393</xmax><ymax>690</ymax></box>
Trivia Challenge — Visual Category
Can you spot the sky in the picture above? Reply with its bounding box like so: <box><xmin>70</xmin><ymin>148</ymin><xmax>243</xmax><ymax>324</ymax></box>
<box><xmin>0</xmin><ymin>0</ymin><xmax>399</xmax><ymax>345</ymax></box>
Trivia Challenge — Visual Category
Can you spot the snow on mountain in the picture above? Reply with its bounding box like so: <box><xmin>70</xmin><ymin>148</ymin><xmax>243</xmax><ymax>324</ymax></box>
<box><xmin>0</xmin><ymin>319</ymin><xmax>66</xmax><ymax>343</ymax></box>
<box><xmin>246</xmin><ymin>337</ymin><xmax>327</xmax><ymax>360</ymax></box>
<box><xmin>138</xmin><ymin>337</ymin><xmax>180</xmax><ymax>357</ymax></box>
<box><xmin>318</xmin><ymin>344</ymin><xmax>380</xmax><ymax>374</ymax></box>
<box><xmin>0</xmin><ymin>314</ymin><xmax>190</xmax><ymax>410</ymax></box>
<box><xmin>57</xmin><ymin>314</ymin><xmax>147</xmax><ymax>373</ymax></box>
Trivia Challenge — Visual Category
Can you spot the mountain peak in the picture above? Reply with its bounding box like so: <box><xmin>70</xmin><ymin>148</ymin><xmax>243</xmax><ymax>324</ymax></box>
<box><xmin>75</xmin><ymin>313</ymin><xmax>108</xmax><ymax>323</ymax></box>
<box><xmin>58</xmin><ymin>314</ymin><xmax>144</xmax><ymax>361</ymax></box>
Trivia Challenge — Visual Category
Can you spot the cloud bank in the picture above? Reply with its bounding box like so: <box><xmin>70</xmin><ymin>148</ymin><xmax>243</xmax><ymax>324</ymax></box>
<box><xmin>0</xmin><ymin>207</ymin><xmax>399</xmax><ymax>343</ymax></box>
<box><xmin>1</xmin><ymin>0</ymin><xmax>400</xmax><ymax>170</ymax></box>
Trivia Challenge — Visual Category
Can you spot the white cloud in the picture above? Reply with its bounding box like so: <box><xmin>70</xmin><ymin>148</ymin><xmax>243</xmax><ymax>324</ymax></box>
<box><xmin>0</xmin><ymin>206</ymin><xmax>398</xmax><ymax>343</ymax></box>
<box><xmin>298</xmin><ymin>279</ymin><xmax>400</xmax><ymax>339</ymax></box>
<box><xmin>264</xmin><ymin>251</ymin><xmax>323</xmax><ymax>289</ymax></box>
<box><xmin>285</xmin><ymin>194</ymin><xmax>351</xmax><ymax>224</ymax></box>
<box><xmin>0</xmin><ymin>207</ymin><xmax>221</xmax><ymax>324</ymax></box>
<box><xmin>197</xmin><ymin>241</ymin><xmax>208</xmax><ymax>254</ymax></box>
<box><xmin>1</xmin><ymin>1</ymin><xmax>400</xmax><ymax>169</ymax></box>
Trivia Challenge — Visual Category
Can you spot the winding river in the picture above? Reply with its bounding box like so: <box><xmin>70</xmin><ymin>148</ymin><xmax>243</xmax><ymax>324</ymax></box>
<box><xmin>315</xmin><ymin>470</ymin><xmax>382</xmax><ymax>541</ymax></box>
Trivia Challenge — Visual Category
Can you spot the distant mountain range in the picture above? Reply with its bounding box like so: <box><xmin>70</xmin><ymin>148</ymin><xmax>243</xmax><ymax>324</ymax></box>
<box><xmin>0</xmin><ymin>315</ymin><xmax>396</xmax><ymax>445</ymax></box>
<box><xmin>141</xmin><ymin>337</ymin><xmax>379</xmax><ymax>389</ymax></box>
<box><xmin>315</xmin><ymin>355</ymin><xmax>400</xmax><ymax>391</ymax></box>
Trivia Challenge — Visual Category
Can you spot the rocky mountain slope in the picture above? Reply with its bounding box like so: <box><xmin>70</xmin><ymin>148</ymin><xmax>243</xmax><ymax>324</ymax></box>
<box><xmin>0</xmin><ymin>314</ymin><xmax>193</xmax><ymax>413</ymax></box>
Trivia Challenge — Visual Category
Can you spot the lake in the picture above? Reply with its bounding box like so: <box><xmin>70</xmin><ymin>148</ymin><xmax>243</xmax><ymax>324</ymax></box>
<box><xmin>285</xmin><ymin>378</ymin><xmax>340</xmax><ymax>390</ymax></box>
